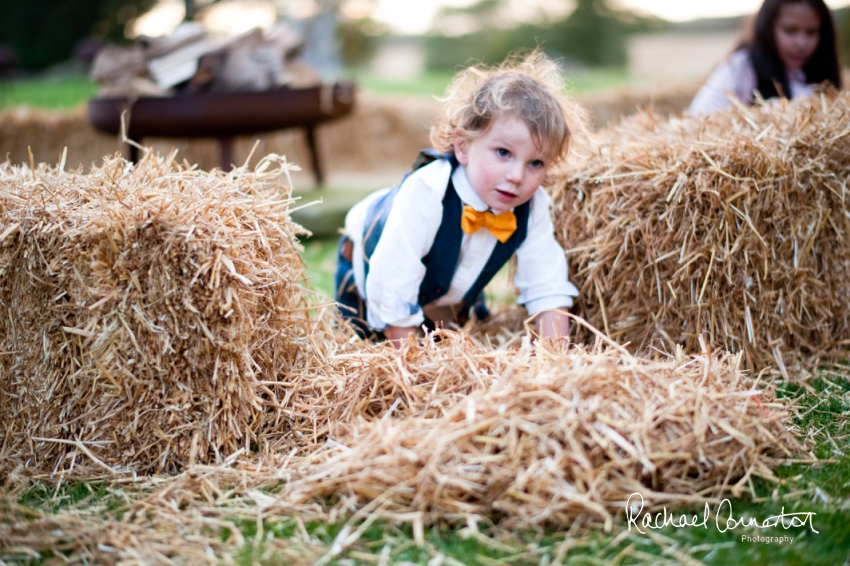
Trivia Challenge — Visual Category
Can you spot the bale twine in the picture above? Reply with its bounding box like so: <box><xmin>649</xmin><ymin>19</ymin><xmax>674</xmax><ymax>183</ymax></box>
<box><xmin>0</xmin><ymin>151</ymin><xmax>329</xmax><ymax>475</ymax></box>
<box><xmin>552</xmin><ymin>91</ymin><xmax>850</xmax><ymax>371</ymax></box>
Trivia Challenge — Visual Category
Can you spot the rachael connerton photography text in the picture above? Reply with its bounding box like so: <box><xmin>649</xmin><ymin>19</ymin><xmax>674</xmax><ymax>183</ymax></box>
<box><xmin>625</xmin><ymin>493</ymin><xmax>818</xmax><ymax>536</ymax></box>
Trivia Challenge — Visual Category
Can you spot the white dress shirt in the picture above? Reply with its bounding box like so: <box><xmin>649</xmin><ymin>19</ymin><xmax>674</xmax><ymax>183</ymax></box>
<box><xmin>343</xmin><ymin>157</ymin><xmax>578</xmax><ymax>330</ymax></box>
<box><xmin>687</xmin><ymin>50</ymin><xmax>813</xmax><ymax>115</ymax></box>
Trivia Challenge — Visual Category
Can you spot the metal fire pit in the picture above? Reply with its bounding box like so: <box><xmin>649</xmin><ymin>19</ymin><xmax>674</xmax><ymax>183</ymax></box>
<box><xmin>88</xmin><ymin>81</ymin><xmax>356</xmax><ymax>184</ymax></box>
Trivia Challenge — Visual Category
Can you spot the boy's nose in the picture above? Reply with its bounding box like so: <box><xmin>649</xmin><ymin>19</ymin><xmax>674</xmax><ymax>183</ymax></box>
<box><xmin>505</xmin><ymin>163</ymin><xmax>523</xmax><ymax>183</ymax></box>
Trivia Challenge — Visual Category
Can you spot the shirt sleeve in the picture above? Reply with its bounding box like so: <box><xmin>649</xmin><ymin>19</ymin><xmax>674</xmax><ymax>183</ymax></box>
<box><xmin>513</xmin><ymin>189</ymin><xmax>579</xmax><ymax>314</ymax></box>
<box><xmin>364</xmin><ymin>159</ymin><xmax>450</xmax><ymax>330</ymax></box>
<box><xmin>687</xmin><ymin>50</ymin><xmax>755</xmax><ymax>116</ymax></box>
<box><xmin>343</xmin><ymin>187</ymin><xmax>391</xmax><ymax>298</ymax></box>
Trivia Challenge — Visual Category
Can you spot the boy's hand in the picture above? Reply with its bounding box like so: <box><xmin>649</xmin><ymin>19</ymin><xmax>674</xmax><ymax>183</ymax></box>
<box><xmin>534</xmin><ymin>308</ymin><xmax>570</xmax><ymax>347</ymax></box>
<box><xmin>385</xmin><ymin>325</ymin><xmax>418</xmax><ymax>349</ymax></box>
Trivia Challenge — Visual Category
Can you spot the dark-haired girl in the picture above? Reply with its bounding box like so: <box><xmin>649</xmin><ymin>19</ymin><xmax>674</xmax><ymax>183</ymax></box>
<box><xmin>688</xmin><ymin>0</ymin><xmax>841</xmax><ymax>114</ymax></box>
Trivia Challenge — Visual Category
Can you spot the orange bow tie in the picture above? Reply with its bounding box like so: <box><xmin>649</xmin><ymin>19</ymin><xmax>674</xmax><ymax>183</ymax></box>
<box><xmin>460</xmin><ymin>205</ymin><xmax>517</xmax><ymax>243</ymax></box>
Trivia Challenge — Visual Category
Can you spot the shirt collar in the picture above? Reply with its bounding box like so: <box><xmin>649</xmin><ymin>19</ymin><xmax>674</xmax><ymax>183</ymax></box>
<box><xmin>452</xmin><ymin>165</ymin><xmax>489</xmax><ymax>211</ymax></box>
<box><xmin>452</xmin><ymin>164</ymin><xmax>521</xmax><ymax>213</ymax></box>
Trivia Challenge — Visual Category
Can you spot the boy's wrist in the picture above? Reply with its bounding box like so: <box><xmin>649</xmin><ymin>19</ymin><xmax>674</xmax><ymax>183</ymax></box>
<box><xmin>385</xmin><ymin>325</ymin><xmax>419</xmax><ymax>349</ymax></box>
<box><xmin>533</xmin><ymin>308</ymin><xmax>571</xmax><ymax>345</ymax></box>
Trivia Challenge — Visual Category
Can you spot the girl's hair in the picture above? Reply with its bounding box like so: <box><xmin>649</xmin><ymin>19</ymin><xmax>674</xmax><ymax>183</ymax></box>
<box><xmin>745</xmin><ymin>0</ymin><xmax>841</xmax><ymax>99</ymax></box>
<box><xmin>430</xmin><ymin>51</ymin><xmax>587</xmax><ymax>164</ymax></box>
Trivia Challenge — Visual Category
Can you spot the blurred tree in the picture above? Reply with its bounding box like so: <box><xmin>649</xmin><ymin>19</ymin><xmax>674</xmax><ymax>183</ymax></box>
<box><xmin>184</xmin><ymin>0</ymin><xmax>223</xmax><ymax>22</ymax></box>
<box><xmin>548</xmin><ymin>0</ymin><xmax>627</xmax><ymax>67</ymax></box>
<box><xmin>185</xmin><ymin>0</ymin><xmax>200</xmax><ymax>20</ymax></box>
<box><xmin>840</xmin><ymin>9</ymin><xmax>850</xmax><ymax>67</ymax></box>
<box><xmin>333</xmin><ymin>0</ymin><xmax>386</xmax><ymax>68</ymax></box>
<box><xmin>0</xmin><ymin>0</ymin><xmax>157</xmax><ymax>71</ymax></box>
<box><xmin>425</xmin><ymin>0</ymin><xmax>663</xmax><ymax>71</ymax></box>
<box><xmin>337</xmin><ymin>17</ymin><xmax>387</xmax><ymax>67</ymax></box>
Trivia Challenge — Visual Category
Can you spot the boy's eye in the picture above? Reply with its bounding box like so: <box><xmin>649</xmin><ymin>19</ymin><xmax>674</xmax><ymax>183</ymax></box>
<box><xmin>529</xmin><ymin>159</ymin><xmax>545</xmax><ymax>169</ymax></box>
<box><xmin>497</xmin><ymin>148</ymin><xmax>510</xmax><ymax>157</ymax></box>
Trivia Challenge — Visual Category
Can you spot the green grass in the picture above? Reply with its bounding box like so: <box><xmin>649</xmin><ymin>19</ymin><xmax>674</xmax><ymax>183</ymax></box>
<box><xmin>0</xmin><ymin>74</ymin><xmax>98</xmax><ymax>110</ymax></box>
<box><xmin>348</xmin><ymin>69</ymin><xmax>458</xmax><ymax>98</ymax></box>
<box><xmin>349</xmin><ymin>67</ymin><xmax>631</xmax><ymax>98</ymax></box>
<box><xmin>300</xmin><ymin>236</ymin><xmax>339</xmax><ymax>296</ymax></box>
<box><xmin>564</xmin><ymin>68</ymin><xmax>632</xmax><ymax>94</ymax></box>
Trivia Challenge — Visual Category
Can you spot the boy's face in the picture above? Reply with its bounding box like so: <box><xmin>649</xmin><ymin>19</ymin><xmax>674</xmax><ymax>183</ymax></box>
<box><xmin>453</xmin><ymin>112</ymin><xmax>552</xmax><ymax>214</ymax></box>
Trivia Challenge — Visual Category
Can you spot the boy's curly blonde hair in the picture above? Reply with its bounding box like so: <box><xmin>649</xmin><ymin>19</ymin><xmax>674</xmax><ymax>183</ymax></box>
<box><xmin>430</xmin><ymin>51</ymin><xmax>587</xmax><ymax>165</ymax></box>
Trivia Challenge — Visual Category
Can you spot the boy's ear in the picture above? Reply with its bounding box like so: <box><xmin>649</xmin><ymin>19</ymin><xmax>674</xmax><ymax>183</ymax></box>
<box><xmin>453</xmin><ymin>135</ymin><xmax>470</xmax><ymax>166</ymax></box>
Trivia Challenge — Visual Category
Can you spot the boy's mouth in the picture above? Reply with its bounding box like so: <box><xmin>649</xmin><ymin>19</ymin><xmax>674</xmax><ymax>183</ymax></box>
<box><xmin>495</xmin><ymin>189</ymin><xmax>516</xmax><ymax>201</ymax></box>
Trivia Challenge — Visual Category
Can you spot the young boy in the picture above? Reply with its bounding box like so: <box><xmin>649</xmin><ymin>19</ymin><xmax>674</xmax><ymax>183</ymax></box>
<box><xmin>335</xmin><ymin>53</ymin><xmax>584</xmax><ymax>348</ymax></box>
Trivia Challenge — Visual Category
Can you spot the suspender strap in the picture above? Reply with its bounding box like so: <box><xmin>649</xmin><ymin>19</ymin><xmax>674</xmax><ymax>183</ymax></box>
<box><xmin>362</xmin><ymin>149</ymin><xmax>455</xmax><ymax>283</ymax></box>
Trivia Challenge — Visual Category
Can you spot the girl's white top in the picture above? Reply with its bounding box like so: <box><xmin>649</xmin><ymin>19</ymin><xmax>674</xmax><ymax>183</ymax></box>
<box><xmin>343</xmin><ymin>157</ymin><xmax>578</xmax><ymax>330</ymax></box>
<box><xmin>687</xmin><ymin>49</ymin><xmax>813</xmax><ymax>115</ymax></box>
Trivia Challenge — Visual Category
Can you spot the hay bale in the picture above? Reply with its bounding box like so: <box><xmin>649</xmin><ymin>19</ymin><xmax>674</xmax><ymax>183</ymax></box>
<box><xmin>255</xmin><ymin>329</ymin><xmax>483</xmax><ymax>454</ymax></box>
<box><xmin>551</xmin><ymin>91</ymin><xmax>850</xmax><ymax>370</ymax></box>
<box><xmin>0</xmin><ymin>107</ymin><xmax>120</xmax><ymax>172</ymax></box>
<box><xmin>0</xmin><ymin>330</ymin><xmax>797</xmax><ymax>548</ymax></box>
<box><xmin>0</xmin><ymin>106</ymin><xmax>313</xmax><ymax>182</ymax></box>
<box><xmin>282</xmin><ymin>333</ymin><xmax>795</xmax><ymax>526</ymax></box>
<box><xmin>0</xmin><ymin>151</ymin><xmax>325</xmax><ymax>475</ymax></box>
